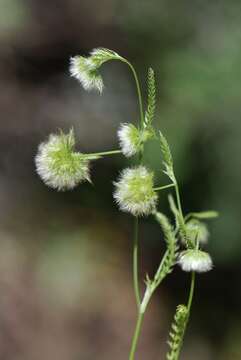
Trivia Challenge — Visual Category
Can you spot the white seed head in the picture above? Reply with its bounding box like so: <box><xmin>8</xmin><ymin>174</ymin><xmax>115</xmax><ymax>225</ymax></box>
<box><xmin>117</xmin><ymin>123</ymin><xmax>141</xmax><ymax>157</ymax></box>
<box><xmin>185</xmin><ymin>220</ymin><xmax>209</xmax><ymax>245</ymax></box>
<box><xmin>117</xmin><ymin>123</ymin><xmax>153</xmax><ymax>157</ymax></box>
<box><xmin>35</xmin><ymin>129</ymin><xmax>92</xmax><ymax>191</ymax></box>
<box><xmin>69</xmin><ymin>56</ymin><xmax>104</xmax><ymax>93</ymax></box>
<box><xmin>113</xmin><ymin>166</ymin><xmax>158</xmax><ymax>216</ymax></box>
<box><xmin>178</xmin><ymin>249</ymin><xmax>213</xmax><ymax>273</ymax></box>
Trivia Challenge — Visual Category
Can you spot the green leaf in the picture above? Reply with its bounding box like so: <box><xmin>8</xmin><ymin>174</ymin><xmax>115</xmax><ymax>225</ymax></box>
<box><xmin>168</xmin><ymin>194</ymin><xmax>178</xmax><ymax>217</ymax></box>
<box><xmin>144</xmin><ymin>68</ymin><xmax>156</xmax><ymax>127</ymax></box>
<box><xmin>168</xmin><ymin>195</ymin><xmax>194</xmax><ymax>248</ymax></box>
<box><xmin>154</xmin><ymin>212</ymin><xmax>179</xmax><ymax>284</ymax></box>
<box><xmin>155</xmin><ymin>212</ymin><xmax>176</xmax><ymax>247</ymax></box>
<box><xmin>166</xmin><ymin>305</ymin><xmax>189</xmax><ymax>360</ymax></box>
<box><xmin>186</xmin><ymin>211</ymin><xmax>219</xmax><ymax>220</ymax></box>
<box><xmin>159</xmin><ymin>131</ymin><xmax>175</xmax><ymax>182</ymax></box>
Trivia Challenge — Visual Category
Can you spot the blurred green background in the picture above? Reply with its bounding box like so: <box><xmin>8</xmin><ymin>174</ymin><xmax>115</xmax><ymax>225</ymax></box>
<box><xmin>0</xmin><ymin>0</ymin><xmax>240</xmax><ymax>359</ymax></box>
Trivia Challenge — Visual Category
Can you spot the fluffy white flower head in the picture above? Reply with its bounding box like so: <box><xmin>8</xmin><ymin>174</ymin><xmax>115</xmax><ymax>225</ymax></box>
<box><xmin>113</xmin><ymin>166</ymin><xmax>158</xmax><ymax>216</ymax></box>
<box><xmin>35</xmin><ymin>129</ymin><xmax>92</xmax><ymax>191</ymax></box>
<box><xmin>70</xmin><ymin>48</ymin><xmax>122</xmax><ymax>93</ymax></box>
<box><xmin>117</xmin><ymin>123</ymin><xmax>153</xmax><ymax>157</ymax></box>
<box><xmin>178</xmin><ymin>249</ymin><xmax>213</xmax><ymax>273</ymax></box>
<box><xmin>185</xmin><ymin>220</ymin><xmax>209</xmax><ymax>245</ymax></box>
<box><xmin>70</xmin><ymin>56</ymin><xmax>104</xmax><ymax>93</ymax></box>
<box><xmin>117</xmin><ymin>124</ymin><xmax>140</xmax><ymax>157</ymax></box>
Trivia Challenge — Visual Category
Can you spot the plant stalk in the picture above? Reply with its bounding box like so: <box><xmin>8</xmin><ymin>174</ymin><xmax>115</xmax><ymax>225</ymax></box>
<box><xmin>129</xmin><ymin>311</ymin><xmax>144</xmax><ymax>360</ymax></box>
<box><xmin>87</xmin><ymin>149</ymin><xmax>122</xmax><ymax>157</ymax></box>
<box><xmin>154</xmin><ymin>183</ymin><xmax>175</xmax><ymax>191</ymax></box>
<box><xmin>133</xmin><ymin>217</ymin><xmax>141</xmax><ymax>308</ymax></box>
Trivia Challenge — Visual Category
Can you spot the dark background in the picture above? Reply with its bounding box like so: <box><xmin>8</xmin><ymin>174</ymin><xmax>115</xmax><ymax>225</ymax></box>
<box><xmin>0</xmin><ymin>0</ymin><xmax>240</xmax><ymax>359</ymax></box>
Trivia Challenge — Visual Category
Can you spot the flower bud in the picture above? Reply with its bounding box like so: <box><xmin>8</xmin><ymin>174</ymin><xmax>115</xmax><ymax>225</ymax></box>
<box><xmin>35</xmin><ymin>129</ymin><xmax>93</xmax><ymax>191</ymax></box>
<box><xmin>113</xmin><ymin>166</ymin><xmax>158</xmax><ymax>216</ymax></box>
<box><xmin>185</xmin><ymin>220</ymin><xmax>209</xmax><ymax>245</ymax></box>
<box><xmin>178</xmin><ymin>249</ymin><xmax>213</xmax><ymax>273</ymax></box>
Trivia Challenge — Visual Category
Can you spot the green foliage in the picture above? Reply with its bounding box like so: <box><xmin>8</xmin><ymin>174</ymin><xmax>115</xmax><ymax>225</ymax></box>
<box><xmin>166</xmin><ymin>304</ymin><xmax>189</xmax><ymax>360</ymax></box>
<box><xmin>144</xmin><ymin>67</ymin><xmax>156</xmax><ymax>128</ymax></box>
<box><xmin>159</xmin><ymin>131</ymin><xmax>175</xmax><ymax>182</ymax></box>
<box><xmin>168</xmin><ymin>194</ymin><xmax>194</xmax><ymax>249</ymax></box>
<box><xmin>154</xmin><ymin>212</ymin><xmax>179</xmax><ymax>285</ymax></box>
<box><xmin>185</xmin><ymin>211</ymin><xmax>219</xmax><ymax>220</ymax></box>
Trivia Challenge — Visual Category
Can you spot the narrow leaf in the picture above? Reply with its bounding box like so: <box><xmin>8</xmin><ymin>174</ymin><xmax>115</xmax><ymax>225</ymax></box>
<box><xmin>144</xmin><ymin>68</ymin><xmax>156</xmax><ymax>127</ymax></box>
<box><xmin>187</xmin><ymin>211</ymin><xmax>219</xmax><ymax>220</ymax></box>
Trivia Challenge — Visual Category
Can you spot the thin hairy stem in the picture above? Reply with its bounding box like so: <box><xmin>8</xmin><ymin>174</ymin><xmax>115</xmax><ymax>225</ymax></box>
<box><xmin>87</xmin><ymin>149</ymin><xmax>122</xmax><ymax>157</ymax></box>
<box><xmin>133</xmin><ymin>217</ymin><xmax>141</xmax><ymax>308</ymax></box>
<box><xmin>154</xmin><ymin>183</ymin><xmax>175</xmax><ymax>191</ymax></box>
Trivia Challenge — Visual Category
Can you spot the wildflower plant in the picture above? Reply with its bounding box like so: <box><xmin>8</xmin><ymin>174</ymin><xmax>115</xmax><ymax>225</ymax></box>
<box><xmin>35</xmin><ymin>47</ymin><xmax>219</xmax><ymax>359</ymax></box>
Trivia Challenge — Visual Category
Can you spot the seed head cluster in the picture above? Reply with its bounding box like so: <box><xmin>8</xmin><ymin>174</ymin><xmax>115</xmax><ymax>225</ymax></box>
<box><xmin>70</xmin><ymin>56</ymin><xmax>104</xmax><ymax>93</ymax></box>
<box><xmin>35</xmin><ymin>130</ymin><xmax>92</xmax><ymax>191</ymax></box>
<box><xmin>178</xmin><ymin>249</ymin><xmax>213</xmax><ymax>273</ymax></box>
<box><xmin>117</xmin><ymin>123</ymin><xmax>141</xmax><ymax>157</ymax></box>
<box><xmin>113</xmin><ymin>166</ymin><xmax>158</xmax><ymax>216</ymax></box>
<box><xmin>117</xmin><ymin>123</ymin><xmax>152</xmax><ymax>157</ymax></box>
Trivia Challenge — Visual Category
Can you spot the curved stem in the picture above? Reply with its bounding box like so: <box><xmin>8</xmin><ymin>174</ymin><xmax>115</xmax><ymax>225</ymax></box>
<box><xmin>129</xmin><ymin>312</ymin><xmax>144</xmax><ymax>360</ymax></box>
<box><xmin>133</xmin><ymin>217</ymin><xmax>141</xmax><ymax>308</ymax></box>
<box><xmin>122</xmin><ymin>60</ymin><xmax>145</xmax><ymax>127</ymax></box>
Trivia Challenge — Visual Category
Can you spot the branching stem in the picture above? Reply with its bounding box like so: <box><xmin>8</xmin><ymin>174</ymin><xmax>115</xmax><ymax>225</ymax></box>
<box><xmin>154</xmin><ymin>183</ymin><xmax>175</xmax><ymax>191</ymax></box>
<box><xmin>129</xmin><ymin>312</ymin><xmax>144</xmax><ymax>360</ymax></box>
<box><xmin>87</xmin><ymin>149</ymin><xmax>122</xmax><ymax>157</ymax></box>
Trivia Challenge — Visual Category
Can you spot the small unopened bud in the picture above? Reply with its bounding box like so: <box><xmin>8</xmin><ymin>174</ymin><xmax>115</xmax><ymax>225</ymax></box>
<box><xmin>35</xmin><ymin>129</ymin><xmax>94</xmax><ymax>191</ymax></box>
<box><xmin>178</xmin><ymin>249</ymin><xmax>213</xmax><ymax>273</ymax></box>
<box><xmin>113</xmin><ymin>166</ymin><xmax>158</xmax><ymax>216</ymax></box>
<box><xmin>185</xmin><ymin>220</ymin><xmax>209</xmax><ymax>245</ymax></box>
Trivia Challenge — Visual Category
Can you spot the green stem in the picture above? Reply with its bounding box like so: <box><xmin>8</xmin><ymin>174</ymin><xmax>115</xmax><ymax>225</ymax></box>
<box><xmin>122</xmin><ymin>61</ymin><xmax>144</xmax><ymax>309</ymax></box>
<box><xmin>129</xmin><ymin>311</ymin><xmax>144</xmax><ymax>360</ymax></box>
<box><xmin>174</xmin><ymin>180</ymin><xmax>184</xmax><ymax>220</ymax></box>
<box><xmin>153</xmin><ymin>250</ymin><xmax>169</xmax><ymax>284</ymax></box>
<box><xmin>119</xmin><ymin>58</ymin><xmax>145</xmax><ymax>358</ymax></box>
<box><xmin>187</xmin><ymin>271</ymin><xmax>195</xmax><ymax>313</ymax></box>
<box><xmin>87</xmin><ymin>149</ymin><xmax>122</xmax><ymax>157</ymax></box>
<box><xmin>122</xmin><ymin>60</ymin><xmax>145</xmax><ymax>127</ymax></box>
<box><xmin>133</xmin><ymin>217</ymin><xmax>141</xmax><ymax>308</ymax></box>
<box><xmin>154</xmin><ymin>183</ymin><xmax>175</xmax><ymax>191</ymax></box>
